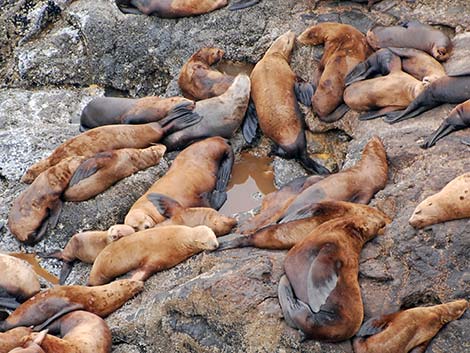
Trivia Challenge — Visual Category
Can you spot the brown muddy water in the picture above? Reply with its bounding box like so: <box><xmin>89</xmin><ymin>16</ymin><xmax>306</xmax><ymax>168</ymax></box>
<box><xmin>216</xmin><ymin>60</ymin><xmax>255</xmax><ymax>76</ymax></box>
<box><xmin>220</xmin><ymin>152</ymin><xmax>276</xmax><ymax>216</ymax></box>
<box><xmin>10</xmin><ymin>253</ymin><xmax>59</xmax><ymax>284</ymax></box>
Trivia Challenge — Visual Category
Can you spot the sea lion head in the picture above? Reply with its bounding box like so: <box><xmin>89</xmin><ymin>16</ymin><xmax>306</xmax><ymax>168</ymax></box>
<box><xmin>107</xmin><ymin>224</ymin><xmax>135</xmax><ymax>241</ymax></box>
<box><xmin>192</xmin><ymin>225</ymin><xmax>219</xmax><ymax>251</ymax></box>
<box><xmin>124</xmin><ymin>210</ymin><xmax>156</xmax><ymax>231</ymax></box>
<box><xmin>266</xmin><ymin>31</ymin><xmax>296</xmax><ymax>60</ymax></box>
<box><xmin>408</xmin><ymin>198</ymin><xmax>442</xmax><ymax>229</ymax></box>
<box><xmin>439</xmin><ymin>299</ymin><xmax>468</xmax><ymax>324</ymax></box>
<box><xmin>196</xmin><ymin>47</ymin><xmax>225</xmax><ymax>66</ymax></box>
<box><xmin>204</xmin><ymin>209</ymin><xmax>237</xmax><ymax>236</ymax></box>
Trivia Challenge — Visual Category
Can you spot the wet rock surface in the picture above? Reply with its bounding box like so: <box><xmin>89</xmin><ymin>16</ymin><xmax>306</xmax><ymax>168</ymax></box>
<box><xmin>1</xmin><ymin>0</ymin><xmax>470</xmax><ymax>352</ymax></box>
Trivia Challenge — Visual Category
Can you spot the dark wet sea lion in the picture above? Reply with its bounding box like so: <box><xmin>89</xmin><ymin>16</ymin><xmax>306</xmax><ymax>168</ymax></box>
<box><xmin>149</xmin><ymin>193</ymin><xmax>237</xmax><ymax>236</ymax></box>
<box><xmin>125</xmin><ymin>137</ymin><xmax>234</xmax><ymax>231</ymax></box>
<box><xmin>367</xmin><ymin>21</ymin><xmax>452</xmax><ymax>62</ymax></box>
<box><xmin>409</xmin><ymin>172</ymin><xmax>470</xmax><ymax>229</ymax></box>
<box><xmin>162</xmin><ymin>74</ymin><xmax>250</xmax><ymax>151</ymax></box>
<box><xmin>9</xmin><ymin>156</ymin><xmax>85</xmax><ymax>245</ymax></box>
<box><xmin>278</xmin><ymin>213</ymin><xmax>390</xmax><ymax>341</ymax></box>
<box><xmin>297</xmin><ymin>22</ymin><xmax>371</xmax><ymax>122</ymax></box>
<box><xmin>88</xmin><ymin>225</ymin><xmax>218</xmax><ymax>285</ymax></box>
<box><xmin>37</xmin><ymin>311</ymin><xmax>111</xmax><ymax>353</ymax></box>
<box><xmin>79</xmin><ymin>96</ymin><xmax>192</xmax><ymax>131</ymax></box>
<box><xmin>250</xmin><ymin>31</ymin><xmax>329</xmax><ymax>174</ymax></box>
<box><xmin>421</xmin><ymin>99</ymin><xmax>470</xmax><ymax>148</ymax></box>
<box><xmin>63</xmin><ymin>144</ymin><xmax>166</xmax><ymax>202</ymax></box>
<box><xmin>21</xmin><ymin>110</ymin><xmax>200</xmax><ymax>184</ymax></box>
<box><xmin>218</xmin><ymin>201</ymin><xmax>390</xmax><ymax>250</ymax></box>
<box><xmin>0</xmin><ymin>279</ymin><xmax>143</xmax><ymax>332</ymax></box>
<box><xmin>353</xmin><ymin>300</ymin><xmax>468</xmax><ymax>353</ymax></box>
<box><xmin>178</xmin><ymin>47</ymin><xmax>234</xmax><ymax>100</ymax></box>
<box><xmin>0</xmin><ymin>327</ymin><xmax>33</xmax><ymax>352</ymax></box>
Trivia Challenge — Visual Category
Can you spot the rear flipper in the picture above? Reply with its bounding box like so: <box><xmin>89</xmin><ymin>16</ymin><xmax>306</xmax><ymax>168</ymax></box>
<box><xmin>420</xmin><ymin>112</ymin><xmax>468</xmax><ymax>149</ymax></box>
<box><xmin>228</xmin><ymin>0</ymin><xmax>260</xmax><ymax>10</ymax></box>
<box><xmin>59</xmin><ymin>262</ymin><xmax>74</xmax><ymax>285</ymax></box>
<box><xmin>242</xmin><ymin>99</ymin><xmax>259</xmax><ymax>144</ymax></box>
<box><xmin>32</xmin><ymin>303</ymin><xmax>84</xmax><ymax>332</ymax></box>
<box><xmin>147</xmin><ymin>193</ymin><xmax>183</xmax><ymax>217</ymax></box>
<box><xmin>115</xmin><ymin>0</ymin><xmax>143</xmax><ymax>14</ymax></box>
<box><xmin>0</xmin><ymin>290</ymin><xmax>21</xmax><ymax>310</ymax></box>
<box><xmin>359</xmin><ymin>106</ymin><xmax>403</xmax><ymax>121</ymax></box>
<box><xmin>318</xmin><ymin>104</ymin><xmax>350</xmax><ymax>123</ymax></box>
<box><xmin>299</xmin><ymin>151</ymin><xmax>330</xmax><ymax>175</ymax></box>
<box><xmin>294</xmin><ymin>81</ymin><xmax>315</xmax><ymax>107</ymax></box>
<box><xmin>158</xmin><ymin>101</ymin><xmax>197</xmax><ymax>127</ymax></box>
<box><xmin>217</xmin><ymin>233</ymin><xmax>252</xmax><ymax>250</ymax></box>
<box><xmin>210</xmin><ymin>148</ymin><xmax>235</xmax><ymax>210</ymax></box>
<box><xmin>345</xmin><ymin>61</ymin><xmax>374</xmax><ymax>87</ymax></box>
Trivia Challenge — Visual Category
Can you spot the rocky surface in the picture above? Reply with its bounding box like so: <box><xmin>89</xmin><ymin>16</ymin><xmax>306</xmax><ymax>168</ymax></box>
<box><xmin>1</xmin><ymin>0</ymin><xmax>470</xmax><ymax>352</ymax></box>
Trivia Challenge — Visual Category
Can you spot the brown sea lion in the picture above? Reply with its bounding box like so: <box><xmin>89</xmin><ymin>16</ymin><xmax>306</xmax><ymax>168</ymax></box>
<box><xmin>297</xmin><ymin>22</ymin><xmax>371</xmax><ymax>122</ymax></box>
<box><xmin>43</xmin><ymin>224</ymin><xmax>135</xmax><ymax>284</ymax></box>
<box><xmin>409</xmin><ymin>172</ymin><xmax>470</xmax><ymax>229</ymax></box>
<box><xmin>63</xmin><ymin>144</ymin><xmax>166</xmax><ymax>202</ymax></box>
<box><xmin>0</xmin><ymin>279</ymin><xmax>143</xmax><ymax>332</ymax></box>
<box><xmin>115</xmin><ymin>0</ymin><xmax>259</xmax><ymax>16</ymax></box>
<box><xmin>218</xmin><ymin>201</ymin><xmax>390</xmax><ymax>250</ymax></box>
<box><xmin>21</xmin><ymin>109</ymin><xmax>200</xmax><ymax>184</ymax></box>
<box><xmin>37</xmin><ymin>311</ymin><xmax>111</xmax><ymax>353</ymax></box>
<box><xmin>7</xmin><ymin>329</ymin><xmax>47</xmax><ymax>353</ymax></box>
<box><xmin>314</xmin><ymin>0</ymin><xmax>383</xmax><ymax>10</ymax></box>
<box><xmin>8</xmin><ymin>156</ymin><xmax>85</xmax><ymax>245</ymax></box>
<box><xmin>149</xmin><ymin>193</ymin><xmax>237</xmax><ymax>236</ymax></box>
<box><xmin>0</xmin><ymin>254</ymin><xmax>41</xmax><ymax>309</ymax></box>
<box><xmin>178</xmin><ymin>47</ymin><xmax>234</xmax><ymax>101</ymax></box>
<box><xmin>162</xmin><ymin>74</ymin><xmax>250</xmax><ymax>151</ymax></box>
<box><xmin>278</xmin><ymin>213</ymin><xmax>391</xmax><ymax>341</ymax></box>
<box><xmin>367</xmin><ymin>21</ymin><xmax>452</xmax><ymax>62</ymax></box>
<box><xmin>79</xmin><ymin>96</ymin><xmax>192</xmax><ymax>131</ymax></box>
<box><xmin>421</xmin><ymin>99</ymin><xmax>470</xmax><ymax>148</ymax></box>
<box><xmin>238</xmin><ymin>136</ymin><xmax>388</xmax><ymax>232</ymax></box>
<box><xmin>88</xmin><ymin>225</ymin><xmax>218</xmax><ymax>285</ymax></box>
<box><xmin>0</xmin><ymin>327</ymin><xmax>33</xmax><ymax>353</ymax></box>
<box><xmin>250</xmin><ymin>31</ymin><xmax>329</xmax><ymax>174</ymax></box>
<box><xmin>353</xmin><ymin>300</ymin><xmax>468</xmax><ymax>353</ymax></box>
<box><xmin>125</xmin><ymin>137</ymin><xmax>234</xmax><ymax>231</ymax></box>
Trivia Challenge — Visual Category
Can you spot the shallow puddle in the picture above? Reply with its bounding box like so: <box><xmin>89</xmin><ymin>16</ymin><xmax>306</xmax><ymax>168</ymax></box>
<box><xmin>220</xmin><ymin>152</ymin><xmax>276</xmax><ymax>216</ymax></box>
<box><xmin>216</xmin><ymin>59</ymin><xmax>255</xmax><ymax>77</ymax></box>
<box><xmin>10</xmin><ymin>253</ymin><xmax>59</xmax><ymax>285</ymax></box>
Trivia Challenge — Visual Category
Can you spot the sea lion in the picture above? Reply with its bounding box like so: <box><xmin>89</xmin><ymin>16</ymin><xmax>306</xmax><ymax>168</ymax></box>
<box><xmin>7</xmin><ymin>329</ymin><xmax>47</xmax><ymax>353</ymax></box>
<box><xmin>8</xmin><ymin>156</ymin><xmax>85</xmax><ymax>244</ymax></box>
<box><xmin>0</xmin><ymin>279</ymin><xmax>143</xmax><ymax>332</ymax></box>
<box><xmin>0</xmin><ymin>327</ymin><xmax>33</xmax><ymax>353</ymax></box>
<box><xmin>63</xmin><ymin>144</ymin><xmax>166</xmax><ymax>202</ymax></box>
<box><xmin>0</xmin><ymin>254</ymin><xmax>41</xmax><ymax>309</ymax></box>
<box><xmin>278</xmin><ymin>213</ymin><xmax>391</xmax><ymax>341</ymax></box>
<box><xmin>367</xmin><ymin>21</ymin><xmax>452</xmax><ymax>62</ymax></box>
<box><xmin>79</xmin><ymin>96</ymin><xmax>192</xmax><ymax>131</ymax></box>
<box><xmin>148</xmin><ymin>193</ymin><xmax>237</xmax><ymax>236</ymax></box>
<box><xmin>43</xmin><ymin>224</ymin><xmax>135</xmax><ymax>284</ymax></box>
<box><xmin>88</xmin><ymin>225</ymin><xmax>218</xmax><ymax>285</ymax></box>
<box><xmin>21</xmin><ymin>109</ymin><xmax>200</xmax><ymax>184</ymax></box>
<box><xmin>421</xmin><ymin>99</ymin><xmax>470</xmax><ymax>148</ymax></box>
<box><xmin>250</xmin><ymin>31</ymin><xmax>329</xmax><ymax>174</ymax></box>
<box><xmin>37</xmin><ymin>311</ymin><xmax>111</xmax><ymax>353</ymax></box>
<box><xmin>353</xmin><ymin>300</ymin><xmax>468</xmax><ymax>353</ymax></box>
<box><xmin>115</xmin><ymin>0</ymin><xmax>259</xmax><ymax>17</ymax></box>
<box><xmin>125</xmin><ymin>137</ymin><xmax>234</xmax><ymax>231</ymax></box>
<box><xmin>409</xmin><ymin>172</ymin><xmax>470</xmax><ymax>229</ymax></box>
<box><xmin>381</xmin><ymin>75</ymin><xmax>470</xmax><ymax>124</ymax></box>
<box><xmin>218</xmin><ymin>201</ymin><xmax>390</xmax><ymax>250</ymax></box>
<box><xmin>161</xmin><ymin>74</ymin><xmax>250</xmax><ymax>151</ymax></box>
<box><xmin>297</xmin><ymin>22</ymin><xmax>371</xmax><ymax>122</ymax></box>
<box><xmin>178</xmin><ymin>47</ymin><xmax>234</xmax><ymax>100</ymax></box>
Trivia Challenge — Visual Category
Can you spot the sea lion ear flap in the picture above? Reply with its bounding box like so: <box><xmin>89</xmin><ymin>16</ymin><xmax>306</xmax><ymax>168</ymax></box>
<box><xmin>147</xmin><ymin>193</ymin><xmax>183</xmax><ymax>218</ymax></box>
<box><xmin>356</xmin><ymin>313</ymin><xmax>397</xmax><ymax>337</ymax></box>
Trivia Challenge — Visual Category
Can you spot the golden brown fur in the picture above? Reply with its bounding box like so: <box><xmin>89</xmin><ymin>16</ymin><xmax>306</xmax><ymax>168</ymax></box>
<box><xmin>0</xmin><ymin>327</ymin><xmax>33</xmax><ymax>352</ymax></box>
<box><xmin>0</xmin><ymin>254</ymin><xmax>40</xmax><ymax>302</ymax></box>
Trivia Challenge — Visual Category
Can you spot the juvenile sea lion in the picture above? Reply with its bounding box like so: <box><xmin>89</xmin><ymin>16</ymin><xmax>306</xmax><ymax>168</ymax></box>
<box><xmin>125</xmin><ymin>137</ymin><xmax>234</xmax><ymax>231</ymax></box>
<box><xmin>162</xmin><ymin>74</ymin><xmax>250</xmax><ymax>151</ymax></box>
<box><xmin>37</xmin><ymin>311</ymin><xmax>111</xmax><ymax>353</ymax></box>
<box><xmin>0</xmin><ymin>254</ymin><xmax>41</xmax><ymax>309</ymax></box>
<box><xmin>250</xmin><ymin>31</ymin><xmax>329</xmax><ymax>174</ymax></box>
<box><xmin>79</xmin><ymin>96</ymin><xmax>192</xmax><ymax>131</ymax></box>
<box><xmin>21</xmin><ymin>110</ymin><xmax>200</xmax><ymax>184</ymax></box>
<box><xmin>0</xmin><ymin>327</ymin><xmax>32</xmax><ymax>352</ymax></box>
<box><xmin>409</xmin><ymin>172</ymin><xmax>470</xmax><ymax>229</ymax></box>
<box><xmin>7</xmin><ymin>329</ymin><xmax>47</xmax><ymax>353</ymax></box>
<box><xmin>43</xmin><ymin>224</ymin><xmax>135</xmax><ymax>284</ymax></box>
<box><xmin>88</xmin><ymin>225</ymin><xmax>218</xmax><ymax>285</ymax></box>
<box><xmin>353</xmin><ymin>300</ymin><xmax>468</xmax><ymax>353</ymax></box>
<box><xmin>421</xmin><ymin>100</ymin><xmax>470</xmax><ymax>148</ymax></box>
<box><xmin>278</xmin><ymin>213</ymin><xmax>391</xmax><ymax>341</ymax></box>
<box><xmin>149</xmin><ymin>193</ymin><xmax>236</xmax><ymax>236</ymax></box>
<box><xmin>9</xmin><ymin>156</ymin><xmax>85</xmax><ymax>244</ymax></box>
<box><xmin>63</xmin><ymin>144</ymin><xmax>166</xmax><ymax>202</ymax></box>
<box><xmin>115</xmin><ymin>0</ymin><xmax>259</xmax><ymax>17</ymax></box>
<box><xmin>367</xmin><ymin>21</ymin><xmax>452</xmax><ymax>62</ymax></box>
<box><xmin>0</xmin><ymin>279</ymin><xmax>143</xmax><ymax>332</ymax></box>
<box><xmin>218</xmin><ymin>201</ymin><xmax>390</xmax><ymax>250</ymax></box>
<box><xmin>178</xmin><ymin>47</ymin><xmax>234</xmax><ymax>100</ymax></box>
<box><xmin>297</xmin><ymin>22</ymin><xmax>371</xmax><ymax>122</ymax></box>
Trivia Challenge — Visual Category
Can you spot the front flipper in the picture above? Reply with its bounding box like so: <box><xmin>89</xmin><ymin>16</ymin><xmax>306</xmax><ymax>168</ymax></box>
<box><xmin>278</xmin><ymin>275</ymin><xmax>313</xmax><ymax>330</ymax></box>
<box><xmin>294</xmin><ymin>81</ymin><xmax>314</xmax><ymax>107</ymax></box>
<box><xmin>32</xmin><ymin>303</ymin><xmax>84</xmax><ymax>332</ymax></box>
<box><xmin>217</xmin><ymin>233</ymin><xmax>252</xmax><ymax>250</ymax></box>
<box><xmin>345</xmin><ymin>62</ymin><xmax>373</xmax><ymax>87</ymax></box>
<box><xmin>299</xmin><ymin>151</ymin><xmax>330</xmax><ymax>176</ymax></box>
<box><xmin>242</xmin><ymin>99</ymin><xmax>258</xmax><ymax>144</ymax></box>
<box><xmin>356</xmin><ymin>313</ymin><xmax>397</xmax><ymax>337</ymax></box>
<box><xmin>420</xmin><ymin>122</ymin><xmax>457</xmax><ymax>149</ymax></box>
<box><xmin>279</xmin><ymin>205</ymin><xmax>316</xmax><ymax>224</ymax></box>
<box><xmin>228</xmin><ymin>0</ymin><xmax>260</xmax><ymax>10</ymax></box>
<box><xmin>318</xmin><ymin>104</ymin><xmax>350</xmax><ymax>123</ymax></box>
<box><xmin>68</xmin><ymin>152</ymin><xmax>113</xmax><ymax>187</ymax></box>
<box><xmin>158</xmin><ymin>101</ymin><xmax>197</xmax><ymax>127</ymax></box>
<box><xmin>59</xmin><ymin>262</ymin><xmax>74</xmax><ymax>285</ymax></box>
<box><xmin>210</xmin><ymin>148</ymin><xmax>235</xmax><ymax>210</ymax></box>
<box><xmin>147</xmin><ymin>193</ymin><xmax>183</xmax><ymax>218</ymax></box>
<box><xmin>384</xmin><ymin>102</ymin><xmax>436</xmax><ymax>124</ymax></box>
<box><xmin>359</xmin><ymin>106</ymin><xmax>402</xmax><ymax>121</ymax></box>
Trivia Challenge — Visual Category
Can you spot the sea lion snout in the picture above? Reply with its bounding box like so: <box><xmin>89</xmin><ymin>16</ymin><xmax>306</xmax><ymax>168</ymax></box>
<box><xmin>194</xmin><ymin>225</ymin><xmax>219</xmax><ymax>250</ymax></box>
<box><xmin>442</xmin><ymin>299</ymin><xmax>468</xmax><ymax>323</ymax></box>
<box><xmin>107</xmin><ymin>224</ymin><xmax>135</xmax><ymax>241</ymax></box>
<box><xmin>125</xmin><ymin>210</ymin><xmax>156</xmax><ymax>231</ymax></box>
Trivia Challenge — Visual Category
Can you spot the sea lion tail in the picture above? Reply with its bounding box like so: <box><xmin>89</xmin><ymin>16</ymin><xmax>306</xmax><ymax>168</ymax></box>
<box><xmin>217</xmin><ymin>233</ymin><xmax>252</xmax><ymax>250</ymax></box>
<box><xmin>228</xmin><ymin>0</ymin><xmax>260</xmax><ymax>11</ymax></box>
<box><xmin>299</xmin><ymin>152</ymin><xmax>330</xmax><ymax>175</ymax></box>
